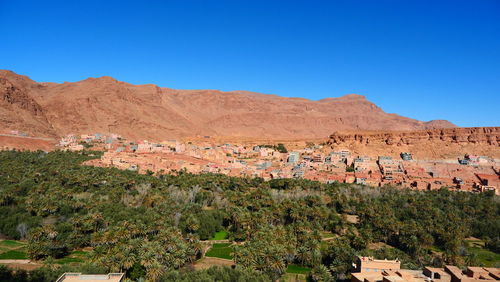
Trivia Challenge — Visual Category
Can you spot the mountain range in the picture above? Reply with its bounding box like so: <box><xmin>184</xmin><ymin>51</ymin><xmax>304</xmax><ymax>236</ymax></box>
<box><xmin>0</xmin><ymin>70</ymin><xmax>456</xmax><ymax>140</ymax></box>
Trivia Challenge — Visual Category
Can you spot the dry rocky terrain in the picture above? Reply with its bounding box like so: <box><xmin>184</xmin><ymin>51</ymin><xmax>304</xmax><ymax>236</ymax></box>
<box><xmin>0</xmin><ymin>70</ymin><xmax>455</xmax><ymax>141</ymax></box>
<box><xmin>328</xmin><ymin>127</ymin><xmax>500</xmax><ymax>159</ymax></box>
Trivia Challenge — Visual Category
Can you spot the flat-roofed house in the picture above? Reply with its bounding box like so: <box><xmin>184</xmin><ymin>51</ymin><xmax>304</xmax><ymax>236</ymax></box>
<box><xmin>351</xmin><ymin>271</ymin><xmax>384</xmax><ymax>282</ymax></box>
<box><xmin>354</xmin><ymin>256</ymin><xmax>400</xmax><ymax>273</ymax></box>
<box><xmin>483</xmin><ymin>268</ymin><xmax>500</xmax><ymax>280</ymax></box>
<box><xmin>476</xmin><ymin>174</ymin><xmax>500</xmax><ymax>186</ymax></box>
<box><xmin>423</xmin><ymin>265</ymin><xmax>500</xmax><ymax>282</ymax></box>
<box><xmin>382</xmin><ymin>275</ymin><xmax>405</xmax><ymax>282</ymax></box>
<box><xmin>444</xmin><ymin>265</ymin><xmax>466</xmax><ymax>282</ymax></box>
<box><xmin>355</xmin><ymin>172</ymin><xmax>369</xmax><ymax>185</ymax></box>
<box><xmin>465</xmin><ymin>267</ymin><xmax>500</xmax><ymax>280</ymax></box>
<box><xmin>313</xmin><ymin>154</ymin><xmax>323</xmax><ymax>163</ymax></box>
<box><xmin>351</xmin><ymin>269</ymin><xmax>427</xmax><ymax>282</ymax></box>
<box><xmin>56</xmin><ymin>273</ymin><xmax>124</xmax><ymax>282</ymax></box>
<box><xmin>423</xmin><ymin>267</ymin><xmax>452</xmax><ymax>281</ymax></box>
<box><xmin>288</xmin><ymin>152</ymin><xmax>300</xmax><ymax>164</ymax></box>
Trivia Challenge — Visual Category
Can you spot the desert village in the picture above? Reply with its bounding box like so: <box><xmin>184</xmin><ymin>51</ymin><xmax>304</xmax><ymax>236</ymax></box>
<box><xmin>2</xmin><ymin>131</ymin><xmax>498</xmax><ymax>281</ymax></box>
<box><xmin>2</xmin><ymin>2</ymin><xmax>499</xmax><ymax>280</ymax></box>
<box><xmin>2</xmin><ymin>133</ymin><xmax>500</xmax><ymax>281</ymax></box>
<box><xmin>52</xmin><ymin>132</ymin><xmax>500</xmax><ymax>195</ymax></box>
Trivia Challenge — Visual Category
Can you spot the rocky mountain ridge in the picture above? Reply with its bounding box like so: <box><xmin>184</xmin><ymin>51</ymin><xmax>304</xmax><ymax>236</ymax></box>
<box><xmin>0</xmin><ymin>70</ymin><xmax>457</xmax><ymax>140</ymax></box>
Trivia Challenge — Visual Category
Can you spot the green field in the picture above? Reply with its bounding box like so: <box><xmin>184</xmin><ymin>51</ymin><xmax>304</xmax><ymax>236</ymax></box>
<box><xmin>0</xmin><ymin>240</ymin><xmax>28</xmax><ymax>259</ymax></box>
<box><xmin>467</xmin><ymin>247</ymin><xmax>500</xmax><ymax>267</ymax></box>
<box><xmin>55</xmin><ymin>257</ymin><xmax>84</xmax><ymax>264</ymax></box>
<box><xmin>54</xmin><ymin>250</ymin><xmax>90</xmax><ymax>264</ymax></box>
<box><xmin>320</xmin><ymin>231</ymin><xmax>334</xmax><ymax>239</ymax></box>
<box><xmin>286</xmin><ymin>264</ymin><xmax>311</xmax><ymax>274</ymax></box>
<box><xmin>464</xmin><ymin>238</ymin><xmax>500</xmax><ymax>267</ymax></box>
<box><xmin>0</xmin><ymin>240</ymin><xmax>25</xmax><ymax>247</ymax></box>
<box><xmin>282</xmin><ymin>273</ymin><xmax>307</xmax><ymax>282</ymax></box>
<box><xmin>210</xmin><ymin>231</ymin><xmax>228</xmax><ymax>240</ymax></box>
<box><xmin>205</xmin><ymin>243</ymin><xmax>233</xmax><ymax>260</ymax></box>
<box><xmin>0</xmin><ymin>250</ymin><xmax>28</xmax><ymax>259</ymax></box>
<box><xmin>0</xmin><ymin>239</ymin><xmax>91</xmax><ymax>264</ymax></box>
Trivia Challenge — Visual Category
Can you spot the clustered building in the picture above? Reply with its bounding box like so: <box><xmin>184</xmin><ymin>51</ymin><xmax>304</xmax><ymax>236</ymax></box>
<box><xmin>54</xmin><ymin>258</ymin><xmax>499</xmax><ymax>282</ymax></box>
<box><xmin>57</xmin><ymin>133</ymin><xmax>500</xmax><ymax>195</ymax></box>
<box><xmin>352</xmin><ymin>256</ymin><xmax>500</xmax><ymax>282</ymax></box>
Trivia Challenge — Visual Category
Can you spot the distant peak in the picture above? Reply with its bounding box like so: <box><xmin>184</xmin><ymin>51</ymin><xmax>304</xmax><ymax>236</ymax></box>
<box><xmin>95</xmin><ymin>76</ymin><xmax>118</xmax><ymax>82</ymax></box>
<box><xmin>340</xmin><ymin>94</ymin><xmax>366</xmax><ymax>99</ymax></box>
<box><xmin>424</xmin><ymin>119</ymin><xmax>457</xmax><ymax>128</ymax></box>
<box><xmin>98</xmin><ymin>75</ymin><xmax>116</xmax><ymax>80</ymax></box>
<box><xmin>0</xmin><ymin>69</ymin><xmax>27</xmax><ymax>79</ymax></box>
<box><xmin>0</xmin><ymin>69</ymin><xmax>38</xmax><ymax>86</ymax></box>
<box><xmin>82</xmin><ymin>76</ymin><xmax>119</xmax><ymax>83</ymax></box>
<box><xmin>0</xmin><ymin>69</ymin><xmax>16</xmax><ymax>76</ymax></box>
<box><xmin>320</xmin><ymin>94</ymin><xmax>367</xmax><ymax>102</ymax></box>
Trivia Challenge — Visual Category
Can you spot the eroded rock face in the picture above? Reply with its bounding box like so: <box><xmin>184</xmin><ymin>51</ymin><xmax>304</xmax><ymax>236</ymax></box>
<box><xmin>0</xmin><ymin>77</ymin><xmax>44</xmax><ymax>116</ymax></box>
<box><xmin>328</xmin><ymin>128</ymin><xmax>500</xmax><ymax>158</ymax></box>
<box><xmin>0</xmin><ymin>71</ymin><xmax>53</xmax><ymax>137</ymax></box>
<box><xmin>329</xmin><ymin>128</ymin><xmax>500</xmax><ymax>146</ymax></box>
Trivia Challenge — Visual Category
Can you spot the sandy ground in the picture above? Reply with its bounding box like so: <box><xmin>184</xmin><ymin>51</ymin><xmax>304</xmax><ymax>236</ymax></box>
<box><xmin>0</xmin><ymin>135</ymin><xmax>56</xmax><ymax>151</ymax></box>
<box><xmin>0</xmin><ymin>259</ymin><xmax>43</xmax><ymax>271</ymax></box>
<box><xmin>193</xmin><ymin>257</ymin><xmax>234</xmax><ymax>270</ymax></box>
<box><xmin>344</xmin><ymin>214</ymin><xmax>359</xmax><ymax>224</ymax></box>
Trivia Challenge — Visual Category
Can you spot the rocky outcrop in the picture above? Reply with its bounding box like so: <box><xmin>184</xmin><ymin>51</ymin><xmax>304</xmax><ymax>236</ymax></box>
<box><xmin>0</xmin><ymin>71</ymin><xmax>54</xmax><ymax>137</ymax></box>
<box><xmin>329</xmin><ymin>127</ymin><xmax>500</xmax><ymax>146</ymax></box>
<box><xmin>1</xmin><ymin>77</ymin><xmax>44</xmax><ymax>116</ymax></box>
<box><xmin>328</xmin><ymin>127</ymin><xmax>500</xmax><ymax>158</ymax></box>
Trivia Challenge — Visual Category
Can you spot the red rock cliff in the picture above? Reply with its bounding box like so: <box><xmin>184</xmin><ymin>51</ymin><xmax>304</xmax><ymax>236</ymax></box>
<box><xmin>328</xmin><ymin>127</ymin><xmax>500</xmax><ymax>159</ymax></box>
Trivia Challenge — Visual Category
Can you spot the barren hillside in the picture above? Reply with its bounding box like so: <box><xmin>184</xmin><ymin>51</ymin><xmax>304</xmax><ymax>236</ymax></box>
<box><xmin>0</xmin><ymin>70</ymin><xmax>456</xmax><ymax>140</ymax></box>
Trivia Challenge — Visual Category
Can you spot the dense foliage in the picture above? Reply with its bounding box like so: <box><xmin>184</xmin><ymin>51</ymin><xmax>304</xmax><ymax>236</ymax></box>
<box><xmin>0</xmin><ymin>150</ymin><xmax>498</xmax><ymax>281</ymax></box>
<box><xmin>257</xmin><ymin>143</ymin><xmax>288</xmax><ymax>153</ymax></box>
<box><xmin>0</xmin><ymin>263</ymin><xmax>107</xmax><ymax>282</ymax></box>
<box><xmin>0</xmin><ymin>265</ymin><xmax>270</xmax><ymax>282</ymax></box>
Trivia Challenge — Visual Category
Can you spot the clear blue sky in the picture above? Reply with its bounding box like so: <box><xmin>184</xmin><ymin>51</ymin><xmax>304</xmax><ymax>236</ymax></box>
<box><xmin>1</xmin><ymin>0</ymin><xmax>499</xmax><ymax>127</ymax></box>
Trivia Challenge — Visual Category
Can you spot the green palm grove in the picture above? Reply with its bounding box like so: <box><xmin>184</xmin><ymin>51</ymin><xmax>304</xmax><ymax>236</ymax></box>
<box><xmin>0</xmin><ymin>150</ymin><xmax>498</xmax><ymax>281</ymax></box>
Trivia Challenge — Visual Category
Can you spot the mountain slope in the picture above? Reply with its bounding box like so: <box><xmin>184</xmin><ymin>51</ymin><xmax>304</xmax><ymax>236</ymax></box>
<box><xmin>0</xmin><ymin>70</ymin><xmax>55</xmax><ymax>137</ymax></box>
<box><xmin>0</xmin><ymin>70</ymin><xmax>456</xmax><ymax>140</ymax></box>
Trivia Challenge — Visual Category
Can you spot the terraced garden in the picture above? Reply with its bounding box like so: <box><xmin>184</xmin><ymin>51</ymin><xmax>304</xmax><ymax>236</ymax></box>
<box><xmin>205</xmin><ymin>243</ymin><xmax>233</xmax><ymax>260</ymax></box>
<box><xmin>465</xmin><ymin>238</ymin><xmax>500</xmax><ymax>267</ymax></box>
<box><xmin>0</xmin><ymin>240</ymin><xmax>91</xmax><ymax>265</ymax></box>
<box><xmin>210</xmin><ymin>230</ymin><xmax>228</xmax><ymax>241</ymax></box>
<box><xmin>286</xmin><ymin>264</ymin><xmax>311</xmax><ymax>274</ymax></box>
<box><xmin>0</xmin><ymin>240</ymin><xmax>28</xmax><ymax>259</ymax></box>
<box><xmin>53</xmin><ymin>250</ymin><xmax>90</xmax><ymax>265</ymax></box>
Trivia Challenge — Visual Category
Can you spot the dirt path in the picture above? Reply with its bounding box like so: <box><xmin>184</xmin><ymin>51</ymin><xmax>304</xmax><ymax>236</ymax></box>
<box><xmin>0</xmin><ymin>134</ymin><xmax>55</xmax><ymax>141</ymax></box>
<box><xmin>0</xmin><ymin>135</ymin><xmax>56</xmax><ymax>151</ymax></box>
<box><xmin>200</xmin><ymin>239</ymin><xmax>230</xmax><ymax>244</ymax></box>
